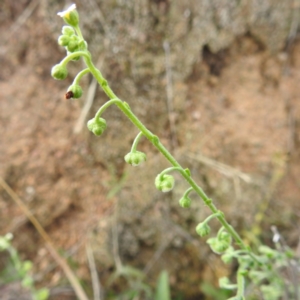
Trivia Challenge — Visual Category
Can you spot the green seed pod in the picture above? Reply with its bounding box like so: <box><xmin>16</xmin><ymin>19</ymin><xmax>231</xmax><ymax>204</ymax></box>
<box><xmin>179</xmin><ymin>195</ymin><xmax>192</xmax><ymax>208</ymax></box>
<box><xmin>51</xmin><ymin>64</ymin><xmax>68</xmax><ymax>80</ymax></box>
<box><xmin>124</xmin><ymin>151</ymin><xmax>147</xmax><ymax>166</ymax></box>
<box><xmin>62</xmin><ymin>25</ymin><xmax>75</xmax><ymax>36</ymax></box>
<box><xmin>155</xmin><ymin>174</ymin><xmax>175</xmax><ymax>193</ymax></box>
<box><xmin>66</xmin><ymin>84</ymin><xmax>83</xmax><ymax>99</ymax></box>
<box><xmin>58</xmin><ymin>35</ymin><xmax>70</xmax><ymax>47</ymax></box>
<box><xmin>196</xmin><ymin>222</ymin><xmax>211</xmax><ymax>237</ymax></box>
<box><xmin>87</xmin><ymin>117</ymin><xmax>107</xmax><ymax>136</ymax></box>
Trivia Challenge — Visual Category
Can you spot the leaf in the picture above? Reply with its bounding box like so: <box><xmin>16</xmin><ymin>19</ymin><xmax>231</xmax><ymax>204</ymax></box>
<box><xmin>154</xmin><ymin>270</ymin><xmax>171</xmax><ymax>300</ymax></box>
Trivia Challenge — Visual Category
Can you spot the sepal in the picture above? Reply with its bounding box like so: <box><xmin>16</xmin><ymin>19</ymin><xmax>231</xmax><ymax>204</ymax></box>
<box><xmin>66</xmin><ymin>84</ymin><xmax>83</xmax><ymax>99</ymax></box>
<box><xmin>195</xmin><ymin>222</ymin><xmax>211</xmax><ymax>237</ymax></box>
<box><xmin>155</xmin><ymin>174</ymin><xmax>175</xmax><ymax>193</ymax></box>
<box><xmin>124</xmin><ymin>151</ymin><xmax>147</xmax><ymax>166</ymax></box>
<box><xmin>179</xmin><ymin>195</ymin><xmax>192</xmax><ymax>208</ymax></box>
<box><xmin>87</xmin><ymin>117</ymin><xmax>107</xmax><ymax>136</ymax></box>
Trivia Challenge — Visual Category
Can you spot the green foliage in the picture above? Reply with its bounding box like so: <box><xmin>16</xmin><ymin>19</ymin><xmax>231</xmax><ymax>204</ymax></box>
<box><xmin>200</xmin><ymin>282</ymin><xmax>232</xmax><ymax>300</ymax></box>
<box><xmin>154</xmin><ymin>271</ymin><xmax>171</xmax><ymax>300</ymax></box>
<box><xmin>0</xmin><ymin>234</ymin><xmax>49</xmax><ymax>300</ymax></box>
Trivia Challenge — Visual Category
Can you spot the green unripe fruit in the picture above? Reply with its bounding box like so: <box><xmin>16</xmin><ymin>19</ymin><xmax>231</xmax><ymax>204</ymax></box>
<box><xmin>155</xmin><ymin>174</ymin><xmax>175</xmax><ymax>193</ymax></box>
<box><xmin>58</xmin><ymin>35</ymin><xmax>70</xmax><ymax>47</ymax></box>
<box><xmin>87</xmin><ymin>117</ymin><xmax>107</xmax><ymax>136</ymax></box>
<box><xmin>196</xmin><ymin>222</ymin><xmax>211</xmax><ymax>237</ymax></box>
<box><xmin>51</xmin><ymin>64</ymin><xmax>68</xmax><ymax>80</ymax></box>
<box><xmin>66</xmin><ymin>84</ymin><xmax>83</xmax><ymax>99</ymax></box>
<box><xmin>124</xmin><ymin>151</ymin><xmax>147</xmax><ymax>166</ymax></box>
<box><xmin>179</xmin><ymin>196</ymin><xmax>192</xmax><ymax>208</ymax></box>
<box><xmin>218</xmin><ymin>231</ymin><xmax>232</xmax><ymax>245</ymax></box>
<box><xmin>207</xmin><ymin>237</ymin><xmax>230</xmax><ymax>254</ymax></box>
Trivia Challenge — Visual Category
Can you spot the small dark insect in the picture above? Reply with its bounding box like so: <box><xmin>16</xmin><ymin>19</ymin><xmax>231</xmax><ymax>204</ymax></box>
<box><xmin>65</xmin><ymin>91</ymin><xmax>74</xmax><ymax>99</ymax></box>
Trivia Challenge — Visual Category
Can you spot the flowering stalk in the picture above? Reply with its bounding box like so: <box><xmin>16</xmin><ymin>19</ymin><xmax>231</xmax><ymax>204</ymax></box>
<box><xmin>52</xmin><ymin>4</ymin><xmax>297</xmax><ymax>299</ymax></box>
<box><xmin>54</xmin><ymin>0</ymin><xmax>251</xmax><ymax>268</ymax></box>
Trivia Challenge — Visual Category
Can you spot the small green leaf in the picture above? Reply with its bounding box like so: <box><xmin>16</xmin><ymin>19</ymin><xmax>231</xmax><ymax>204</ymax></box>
<box><xmin>155</xmin><ymin>270</ymin><xmax>171</xmax><ymax>300</ymax></box>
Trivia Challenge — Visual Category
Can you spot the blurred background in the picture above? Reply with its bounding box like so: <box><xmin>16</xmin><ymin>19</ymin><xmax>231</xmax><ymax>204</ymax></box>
<box><xmin>0</xmin><ymin>0</ymin><xmax>300</xmax><ymax>299</ymax></box>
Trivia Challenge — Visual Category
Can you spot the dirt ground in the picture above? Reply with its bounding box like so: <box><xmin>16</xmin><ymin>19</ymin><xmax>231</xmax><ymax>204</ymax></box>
<box><xmin>0</xmin><ymin>1</ymin><xmax>300</xmax><ymax>300</ymax></box>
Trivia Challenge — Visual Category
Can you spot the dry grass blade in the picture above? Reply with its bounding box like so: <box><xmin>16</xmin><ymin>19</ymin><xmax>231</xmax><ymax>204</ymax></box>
<box><xmin>0</xmin><ymin>177</ymin><xmax>89</xmax><ymax>300</ymax></box>
<box><xmin>163</xmin><ymin>40</ymin><xmax>178</xmax><ymax>150</ymax></box>
<box><xmin>73</xmin><ymin>77</ymin><xmax>98</xmax><ymax>134</ymax></box>
<box><xmin>186</xmin><ymin>152</ymin><xmax>252</xmax><ymax>183</ymax></box>
<box><xmin>86</xmin><ymin>243</ymin><xmax>102</xmax><ymax>300</ymax></box>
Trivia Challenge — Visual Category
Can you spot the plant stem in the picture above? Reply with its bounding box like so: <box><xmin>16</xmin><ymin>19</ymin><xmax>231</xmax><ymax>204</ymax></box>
<box><xmin>183</xmin><ymin>187</ymin><xmax>194</xmax><ymax>198</ymax></box>
<box><xmin>131</xmin><ymin>132</ymin><xmax>144</xmax><ymax>152</ymax></box>
<box><xmin>79</xmin><ymin>48</ymin><xmax>256</xmax><ymax>259</ymax></box>
<box><xmin>73</xmin><ymin>68</ymin><xmax>90</xmax><ymax>85</ymax></box>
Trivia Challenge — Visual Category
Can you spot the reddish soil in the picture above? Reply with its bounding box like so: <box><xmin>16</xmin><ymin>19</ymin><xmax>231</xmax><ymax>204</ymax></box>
<box><xmin>1</xmin><ymin>2</ymin><xmax>300</xmax><ymax>300</ymax></box>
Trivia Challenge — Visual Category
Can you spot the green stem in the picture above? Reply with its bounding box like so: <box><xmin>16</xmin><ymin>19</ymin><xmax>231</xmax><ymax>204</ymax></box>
<box><xmin>236</xmin><ymin>271</ymin><xmax>245</xmax><ymax>298</ymax></box>
<box><xmin>94</xmin><ymin>98</ymin><xmax>120</xmax><ymax>121</ymax></box>
<box><xmin>159</xmin><ymin>167</ymin><xmax>184</xmax><ymax>177</ymax></box>
<box><xmin>73</xmin><ymin>68</ymin><xmax>90</xmax><ymax>85</ymax></box>
<box><xmin>60</xmin><ymin>51</ymin><xmax>90</xmax><ymax>66</ymax></box>
<box><xmin>183</xmin><ymin>187</ymin><xmax>194</xmax><ymax>198</ymax></box>
<box><xmin>74</xmin><ymin>25</ymin><xmax>84</xmax><ymax>40</ymax></box>
<box><xmin>131</xmin><ymin>132</ymin><xmax>144</xmax><ymax>152</ymax></box>
<box><xmin>203</xmin><ymin>212</ymin><xmax>222</xmax><ymax>225</ymax></box>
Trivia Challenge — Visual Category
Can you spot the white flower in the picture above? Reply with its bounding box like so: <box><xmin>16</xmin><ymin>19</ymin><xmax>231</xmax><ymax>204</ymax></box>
<box><xmin>57</xmin><ymin>4</ymin><xmax>76</xmax><ymax>18</ymax></box>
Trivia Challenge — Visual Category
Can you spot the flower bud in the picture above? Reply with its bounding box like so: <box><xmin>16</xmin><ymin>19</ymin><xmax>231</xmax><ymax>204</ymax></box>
<box><xmin>62</xmin><ymin>25</ymin><xmax>75</xmax><ymax>36</ymax></box>
<box><xmin>57</xmin><ymin>4</ymin><xmax>79</xmax><ymax>27</ymax></box>
<box><xmin>207</xmin><ymin>237</ymin><xmax>230</xmax><ymax>254</ymax></box>
<box><xmin>124</xmin><ymin>151</ymin><xmax>147</xmax><ymax>166</ymax></box>
<box><xmin>51</xmin><ymin>64</ymin><xmax>68</xmax><ymax>80</ymax></box>
<box><xmin>66</xmin><ymin>36</ymin><xmax>80</xmax><ymax>52</ymax></box>
<box><xmin>179</xmin><ymin>195</ymin><xmax>192</xmax><ymax>208</ymax></box>
<box><xmin>58</xmin><ymin>35</ymin><xmax>70</xmax><ymax>47</ymax></box>
<box><xmin>87</xmin><ymin>117</ymin><xmax>107</xmax><ymax>136</ymax></box>
<box><xmin>221</xmin><ymin>251</ymin><xmax>234</xmax><ymax>264</ymax></box>
<box><xmin>218</xmin><ymin>231</ymin><xmax>232</xmax><ymax>245</ymax></box>
<box><xmin>196</xmin><ymin>222</ymin><xmax>210</xmax><ymax>237</ymax></box>
<box><xmin>66</xmin><ymin>84</ymin><xmax>83</xmax><ymax>99</ymax></box>
<box><xmin>155</xmin><ymin>174</ymin><xmax>175</xmax><ymax>193</ymax></box>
